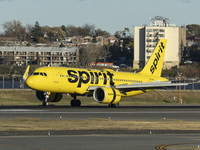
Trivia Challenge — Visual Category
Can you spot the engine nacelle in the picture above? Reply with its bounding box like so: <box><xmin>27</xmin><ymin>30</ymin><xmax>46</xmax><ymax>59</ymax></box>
<box><xmin>36</xmin><ymin>91</ymin><xmax>63</xmax><ymax>102</ymax></box>
<box><xmin>93</xmin><ymin>87</ymin><xmax>121</xmax><ymax>104</ymax></box>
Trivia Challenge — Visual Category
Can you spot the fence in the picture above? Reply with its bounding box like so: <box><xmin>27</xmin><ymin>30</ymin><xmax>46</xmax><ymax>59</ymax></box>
<box><xmin>0</xmin><ymin>75</ymin><xmax>200</xmax><ymax>90</ymax></box>
<box><xmin>0</xmin><ymin>75</ymin><xmax>28</xmax><ymax>89</ymax></box>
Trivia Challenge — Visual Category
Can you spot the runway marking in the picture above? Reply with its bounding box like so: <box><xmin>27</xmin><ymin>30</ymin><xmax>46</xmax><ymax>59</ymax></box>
<box><xmin>156</xmin><ymin>143</ymin><xmax>196</xmax><ymax>150</ymax></box>
<box><xmin>2</xmin><ymin>110</ymin><xmax>200</xmax><ymax>114</ymax></box>
<box><xmin>0</xmin><ymin>109</ymin><xmax>46</xmax><ymax>112</ymax></box>
<box><xmin>88</xmin><ymin>117</ymin><xmax>110</xmax><ymax>121</ymax></box>
<box><xmin>169</xmin><ymin>146</ymin><xmax>195</xmax><ymax>149</ymax></box>
<box><xmin>16</xmin><ymin>117</ymin><xmax>41</xmax><ymax>120</ymax></box>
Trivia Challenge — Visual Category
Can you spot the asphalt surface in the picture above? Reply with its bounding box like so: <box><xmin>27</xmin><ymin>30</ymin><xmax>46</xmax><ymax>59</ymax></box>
<box><xmin>1</xmin><ymin>105</ymin><xmax>200</xmax><ymax>121</ymax></box>
<box><xmin>0</xmin><ymin>134</ymin><xmax>200</xmax><ymax>150</ymax></box>
<box><xmin>1</xmin><ymin>105</ymin><xmax>200</xmax><ymax>150</ymax></box>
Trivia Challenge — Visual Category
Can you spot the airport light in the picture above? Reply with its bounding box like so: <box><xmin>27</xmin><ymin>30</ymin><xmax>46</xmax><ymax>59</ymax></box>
<box><xmin>179</xmin><ymin>73</ymin><xmax>182</xmax><ymax>104</ymax></box>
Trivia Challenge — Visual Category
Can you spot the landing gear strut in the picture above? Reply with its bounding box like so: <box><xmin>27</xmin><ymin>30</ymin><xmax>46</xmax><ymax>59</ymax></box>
<box><xmin>70</xmin><ymin>95</ymin><xmax>81</xmax><ymax>107</ymax></box>
<box><xmin>43</xmin><ymin>92</ymin><xmax>49</xmax><ymax>106</ymax></box>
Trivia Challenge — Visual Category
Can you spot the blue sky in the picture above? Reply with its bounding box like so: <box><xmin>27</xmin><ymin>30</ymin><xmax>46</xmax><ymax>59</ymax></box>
<box><xmin>0</xmin><ymin>0</ymin><xmax>199</xmax><ymax>34</ymax></box>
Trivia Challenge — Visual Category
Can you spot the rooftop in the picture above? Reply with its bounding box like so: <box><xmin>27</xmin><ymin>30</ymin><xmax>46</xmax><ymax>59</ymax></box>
<box><xmin>0</xmin><ymin>46</ymin><xmax>77</xmax><ymax>53</ymax></box>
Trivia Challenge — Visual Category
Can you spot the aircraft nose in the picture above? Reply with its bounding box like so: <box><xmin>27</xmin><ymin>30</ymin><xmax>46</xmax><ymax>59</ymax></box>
<box><xmin>26</xmin><ymin>76</ymin><xmax>35</xmax><ymax>89</ymax></box>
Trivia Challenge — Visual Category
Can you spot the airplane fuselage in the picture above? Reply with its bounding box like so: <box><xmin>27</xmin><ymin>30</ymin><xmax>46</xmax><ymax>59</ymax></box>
<box><xmin>26</xmin><ymin>67</ymin><xmax>168</xmax><ymax>97</ymax></box>
<box><xmin>25</xmin><ymin>39</ymin><xmax>176</xmax><ymax>107</ymax></box>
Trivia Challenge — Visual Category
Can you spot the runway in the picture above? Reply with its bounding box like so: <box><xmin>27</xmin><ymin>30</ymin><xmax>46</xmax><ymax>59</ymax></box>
<box><xmin>1</xmin><ymin>105</ymin><xmax>200</xmax><ymax>121</ymax></box>
<box><xmin>0</xmin><ymin>134</ymin><xmax>200</xmax><ymax>150</ymax></box>
<box><xmin>1</xmin><ymin>105</ymin><xmax>200</xmax><ymax>150</ymax></box>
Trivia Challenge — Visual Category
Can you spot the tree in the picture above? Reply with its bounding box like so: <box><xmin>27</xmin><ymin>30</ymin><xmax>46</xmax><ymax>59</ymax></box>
<box><xmin>186</xmin><ymin>24</ymin><xmax>200</xmax><ymax>37</ymax></box>
<box><xmin>79</xmin><ymin>45</ymin><xmax>101</xmax><ymax>66</ymax></box>
<box><xmin>100</xmin><ymin>44</ymin><xmax>112</xmax><ymax>65</ymax></box>
<box><xmin>186</xmin><ymin>44</ymin><xmax>200</xmax><ymax>61</ymax></box>
<box><xmin>65</xmin><ymin>25</ymin><xmax>78</xmax><ymax>37</ymax></box>
<box><xmin>113</xmin><ymin>28</ymin><xmax>134</xmax><ymax>60</ymax></box>
<box><xmin>47</xmin><ymin>27</ymin><xmax>66</xmax><ymax>41</ymax></box>
<box><xmin>61</xmin><ymin>25</ymin><xmax>66</xmax><ymax>33</ymax></box>
<box><xmin>2</xmin><ymin>20</ymin><xmax>26</xmax><ymax>42</ymax></box>
<box><xmin>25</xmin><ymin>24</ymin><xmax>33</xmax><ymax>42</ymax></box>
<box><xmin>79</xmin><ymin>47</ymin><xmax>91</xmax><ymax>66</ymax></box>
<box><xmin>31</xmin><ymin>21</ymin><xmax>43</xmax><ymax>43</ymax></box>
<box><xmin>65</xmin><ymin>24</ymin><xmax>110</xmax><ymax>37</ymax></box>
<box><xmin>95</xmin><ymin>29</ymin><xmax>110</xmax><ymax>37</ymax></box>
<box><xmin>82</xmin><ymin>24</ymin><xmax>96</xmax><ymax>36</ymax></box>
<box><xmin>59</xmin><ymin>43</ymin><xmax>65</xmax><ymax>47</ymax></box>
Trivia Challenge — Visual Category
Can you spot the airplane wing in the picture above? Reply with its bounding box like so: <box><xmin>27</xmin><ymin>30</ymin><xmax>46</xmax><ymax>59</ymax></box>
<box><xmin>88</xmin><ymin>81</ymin><xmax>188</xmax><ymax>93</ymax></box>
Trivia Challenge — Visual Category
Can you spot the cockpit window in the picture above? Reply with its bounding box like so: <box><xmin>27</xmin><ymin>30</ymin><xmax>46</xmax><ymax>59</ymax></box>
<box><xmin>32</xmin><ymin>72</ymin><xmax>47</xmax><ymax>76</ymax></box>
<box><xmin>33</xmin><ymin>72</ymin><xmax>39</xmax><ymax>75</ymax></box>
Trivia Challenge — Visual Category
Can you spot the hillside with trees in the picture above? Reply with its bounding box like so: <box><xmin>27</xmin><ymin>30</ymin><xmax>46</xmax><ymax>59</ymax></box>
<box><xmin>0</xmin><ymin>20</ymin><xmax>200</xmax><ymax>78</ymax></box>
<box><xmin>1</xmin><ymin>20</ymin><xmax>111</xmax><ymax>45</ymax></box>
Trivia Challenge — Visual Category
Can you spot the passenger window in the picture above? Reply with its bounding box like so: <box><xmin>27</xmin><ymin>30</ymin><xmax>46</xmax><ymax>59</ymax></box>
<box><xmin>40</xmin><ymin>73</ymin><xmax>43</xmax><ymax>76</ymax></box>
<box><xmin>44</xmin><ymin>73</ymin><xmax>47</xmax><ymax>76</ymax></box>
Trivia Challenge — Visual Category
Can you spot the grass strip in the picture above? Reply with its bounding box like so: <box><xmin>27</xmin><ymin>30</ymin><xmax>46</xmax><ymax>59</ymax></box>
<box><xmin>0</xmin><ymin>119</ymin><xmax>200</xmax><ymax>131</ymax></box>
<box><xmin>0</xmin><ymin>89</ymin><xmax>200</xmax><ymax>105</ymax></box>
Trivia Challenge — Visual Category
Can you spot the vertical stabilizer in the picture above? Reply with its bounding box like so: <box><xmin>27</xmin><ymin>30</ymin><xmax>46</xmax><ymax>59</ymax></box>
<box><xmin>23</xmin><ymin>65</ymin><xmax>30</xmax><ymax>81</ymax></box>
<box><xmin>139</xmin><ymin>39</ymin><xmax>167</xmax><ymax>77</ymax></box>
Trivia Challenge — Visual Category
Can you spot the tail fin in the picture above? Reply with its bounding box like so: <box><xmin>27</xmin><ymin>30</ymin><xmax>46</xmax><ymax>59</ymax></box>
<box><xmin>139</xmin><ymin>39</ymin><xmax>167</xmax><ymax>77</ymax></box>
<box><xmin>23</xmin><ymin>65</ymin><xmax>30</xmax><ymax>81</ymax></box>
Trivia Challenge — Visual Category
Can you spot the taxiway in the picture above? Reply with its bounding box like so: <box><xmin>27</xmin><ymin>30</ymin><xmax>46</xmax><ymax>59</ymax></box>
<box><xmin>1</xmin><ymin>105</ymin><xmax>200</xmax><ymax>150</ymax></box>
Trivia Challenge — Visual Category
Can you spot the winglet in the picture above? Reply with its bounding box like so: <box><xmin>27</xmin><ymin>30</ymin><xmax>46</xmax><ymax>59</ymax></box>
<box><xmin>23</xmin><ymin>65</ymin><xmax>30</xmax><ymax>81</ymax></box>
<box><xmin>139</xmin><ymin>39</ymin><xmax>167</xmax><ymax>77</ymax></box>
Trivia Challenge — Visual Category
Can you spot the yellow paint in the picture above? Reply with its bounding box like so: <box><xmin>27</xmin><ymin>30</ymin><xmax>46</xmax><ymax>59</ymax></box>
<box><xmin>23</xmin><ymin>65</ymin><xmax>30</xmax><ymax>80</ymax></box>
<box><xmin>25</xmin><ymin>39</ymin><xmax>168</xmax><ymax>105</ymax></box>
<box><xmin>156</xmin><ymin>143</ymin><xmax>196</xmax><ymax>150</ymax></box>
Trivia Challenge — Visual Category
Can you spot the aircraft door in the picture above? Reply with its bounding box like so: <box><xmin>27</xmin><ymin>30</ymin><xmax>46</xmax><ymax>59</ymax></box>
<box><xmin>53</xmin><ymin>70</ymin><xmax>59</xmax><ymax>83</ymax></box>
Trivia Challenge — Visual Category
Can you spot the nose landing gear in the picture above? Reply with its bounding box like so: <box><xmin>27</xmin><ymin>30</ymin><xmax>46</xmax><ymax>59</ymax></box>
<box><xmin>43</xmin><ymin>92</ymin><xmax>49</xmax><ymax>106</ymax></box>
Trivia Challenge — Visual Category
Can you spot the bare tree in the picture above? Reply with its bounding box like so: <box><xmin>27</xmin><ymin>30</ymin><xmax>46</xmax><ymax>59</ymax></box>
<box><xmin>100</xmin><ymin>44</ymin><xmax>111</xmax><ymax>65</ymax></box>
<box><xmin>2</xmin><ymin>20</ymin><xmax>26</xmax><ymax>42</ymax></box>
<box><xmin>79</xmin><ymin>45</ymin><xmax>101</xmax><ymax>66</ymax></box>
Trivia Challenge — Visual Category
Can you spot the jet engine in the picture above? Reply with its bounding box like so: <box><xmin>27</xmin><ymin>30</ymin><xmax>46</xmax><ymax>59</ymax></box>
<box><xmin>93</xmin><ymin>87</ymin><xmax>121</xmax><ymax>104</ymax></box>
<box><xmin>36</xmin><ymin>91</ymin><xmax>63</xmax><ymax>102</ymax></box>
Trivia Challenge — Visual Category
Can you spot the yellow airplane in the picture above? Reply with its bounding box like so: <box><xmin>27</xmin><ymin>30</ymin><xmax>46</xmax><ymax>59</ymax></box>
<box><xmin>24</xmin><ymin>39</ymin><xmax>187</xmax><ymax>107</ymax></box>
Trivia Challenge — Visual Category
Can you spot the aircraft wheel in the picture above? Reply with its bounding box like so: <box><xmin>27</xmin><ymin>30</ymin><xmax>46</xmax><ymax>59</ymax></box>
<box><xmin>108</xmin><ymin>103</ymin><xmax>119</xmax><ymax>108</ymax></box>
<box><xmin>42</xmin><ymin>102</ymin><xmax>48</xmax><ymax>106</ymax></box>
<box><xmin>76</xmin><ymin>100</ymin><xmax>81</xmax><ymax>107</ymax></box>
<box><xmin>71</xmin><ymin>100</ymin><xmax>81</xmax><ymax>107</ymax></box>
<box><xmin>71</xmin><ymin>100</ymin><xmax>76</xmax><ymax>107</ymax></box>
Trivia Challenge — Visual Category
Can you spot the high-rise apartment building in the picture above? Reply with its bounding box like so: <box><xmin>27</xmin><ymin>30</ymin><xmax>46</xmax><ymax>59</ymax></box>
<box><xmin>133</xmin><ymin>16</ymin><xmax>186</xmax><ymax>70</ymax></box>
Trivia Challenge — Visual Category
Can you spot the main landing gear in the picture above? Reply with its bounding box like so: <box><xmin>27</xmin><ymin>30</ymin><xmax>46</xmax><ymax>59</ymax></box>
<box><xmin>70</xmin><ymin>95</ymin><xmax>81</xmax><ymax>107</ymax></box>
<box><xmin>108</xmin><ymin>103</ymin><xmax>119</xmax><ymax>108</ymax></box>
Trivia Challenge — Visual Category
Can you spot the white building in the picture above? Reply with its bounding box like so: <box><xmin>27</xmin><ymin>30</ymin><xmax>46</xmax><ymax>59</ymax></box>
<box><xmin>133</xmin><ymin>16</ymin><xmax>186</xmax><ymax>70</ymax></box>
<box><xmin>0</xmin><ymin>46</ymin><xmax>77</xmax><ymax>66</ymax></box>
